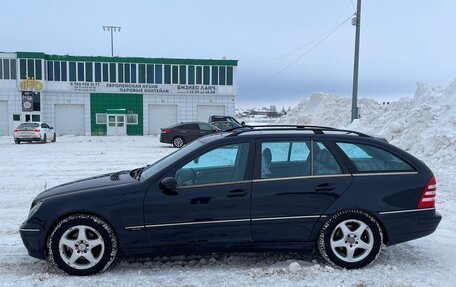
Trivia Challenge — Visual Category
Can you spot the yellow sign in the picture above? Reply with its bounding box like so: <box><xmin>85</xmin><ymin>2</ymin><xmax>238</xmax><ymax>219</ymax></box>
<box><xmin>20</xmin><ymin>79</ymin><xmax>44</xmax><ymax>91</ymax></box>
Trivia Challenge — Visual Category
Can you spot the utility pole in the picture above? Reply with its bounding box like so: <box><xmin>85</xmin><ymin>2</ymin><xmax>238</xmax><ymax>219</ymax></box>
<box><xmin>351</xmin><ymin>0</ymin><xmax>362</xmax><ymax>122</ymax></box>
<box><xmin>102</xmin><ymin>26</ymin><xmax>121</xmax><ymax>57</ymax></box>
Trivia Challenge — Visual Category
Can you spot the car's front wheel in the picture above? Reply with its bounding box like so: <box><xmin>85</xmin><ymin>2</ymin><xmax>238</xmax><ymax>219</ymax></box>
<box><xmin>172</xmin><ymin>136</ymin><xmax>185</xmax><ymax>148</ymax></box>
<box><xmin>317</xmin><ymin>210</ymin><xmax>383</xmax><ymax>269</ymax></box>
<box><xmin>48</xmin><ymin>214</ymin><xmax>118</xmax><ymax>276</ymax></box>
<box><xmin>52</xmin><ymin>133</ymin><xmax>56</xmax><ymax>142</ymax></box>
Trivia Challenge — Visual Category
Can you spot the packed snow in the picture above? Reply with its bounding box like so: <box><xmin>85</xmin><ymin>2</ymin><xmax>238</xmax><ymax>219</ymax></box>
<box><xmin>1</xmin><ymin>80</ymin><xmax>456</xmax><ymax>286</ymax></box>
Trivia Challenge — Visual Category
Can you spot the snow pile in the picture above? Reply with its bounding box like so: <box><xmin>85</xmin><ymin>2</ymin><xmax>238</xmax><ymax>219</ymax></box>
<box><xmin>276</xmin><ymin>92</ymin><xmax>381</xmax><ymax>128</ymax></box>
<box><xmin>277</xmin><ymin>80</ymin><xmax>456</xmax><ymax>164</ymax></box>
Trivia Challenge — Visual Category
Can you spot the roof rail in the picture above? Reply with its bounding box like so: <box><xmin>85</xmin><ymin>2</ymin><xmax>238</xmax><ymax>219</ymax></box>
<box><xmin>226</xmin><ymin>125</ymin><xmax>371</xmax><ymax>137</ymax></box>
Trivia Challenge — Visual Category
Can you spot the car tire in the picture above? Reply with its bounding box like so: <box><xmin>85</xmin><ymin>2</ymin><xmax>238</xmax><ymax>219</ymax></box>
<box><xmin>14</xmin><ymin>140</ymin><xmax>20</xmax><ymax>144</ymax></box>
<box><xmin>41</xmin><ymin>135</ymin><xmax>47</xmax><ymax>144</ymax></box>
<box><xmin>52</xmin><ymin>133</ymin><xmax>56</xmax><ymax>142</ymax></box>
<box><xmin>47</xmin><ymin>214</ymin><xmax>118</xmax><ymax>276</ymax></box>
<box><xmin>317</xmin><ymin>210</ymin><xmax>383</xmax><ymax>269</ymax></box>
<box><xmin>172</xmin><ymin>136</ymin><xmax>185</xmax><ymax>148</ymax></box>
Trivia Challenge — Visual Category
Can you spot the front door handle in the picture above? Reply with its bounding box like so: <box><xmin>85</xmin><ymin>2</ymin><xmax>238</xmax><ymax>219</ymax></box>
<box><xmin>314</xmin><ymin>183</ymin><xmax>336</xmax><ymax>191</ymax></box>
<box><xmin>227</xmin><ymin>189</ymin><xmax>248</xmax><ymax>198</ymax></box>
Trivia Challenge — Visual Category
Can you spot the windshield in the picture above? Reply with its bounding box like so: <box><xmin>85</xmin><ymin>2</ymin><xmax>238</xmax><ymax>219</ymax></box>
<box><xmin>140</xmin><ymin>138</ymin><xmax>208</xmax><ymax>181</ymax></box>
<box><xmin>18</xmin><ymin>123</ymin><xmax>39</xmax><ymax>128</ymax></box>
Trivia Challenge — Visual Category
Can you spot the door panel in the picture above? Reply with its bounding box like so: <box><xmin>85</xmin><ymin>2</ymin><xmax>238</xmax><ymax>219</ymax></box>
<box><xmin>252</xmin><ymin>176</ymin><xmax>352</xmax><ymax>242</ymax></box>
<box><xmin>144</xmin><ymin>182</ymin><xmax>251</xmax><ymax>246</ymax></box>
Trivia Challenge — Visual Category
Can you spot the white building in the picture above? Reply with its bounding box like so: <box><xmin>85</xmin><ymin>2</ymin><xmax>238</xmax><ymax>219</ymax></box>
<box><xmin>0</xmin><ymin>52</ymin><xmax>237</xmax><ymax>136</ymax></box>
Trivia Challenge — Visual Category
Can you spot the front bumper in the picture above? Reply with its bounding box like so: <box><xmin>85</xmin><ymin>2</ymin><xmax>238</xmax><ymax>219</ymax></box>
<box><xmin>378</xmin><ymin>208</ymin><xmax>442</xmax><ymax>245</ymax></box>
<box><xmin>19</xmin><ymin>221</ymin><xmax>48</xmax><ymax>260</ymax></box>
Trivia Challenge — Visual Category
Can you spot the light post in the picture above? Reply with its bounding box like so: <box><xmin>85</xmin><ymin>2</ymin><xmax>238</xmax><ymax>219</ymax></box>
<box><xmin>351</xmin><ymin>0</ymin><xmax>361</xmax><ymax>122</ymax></box>
<box><xmin>102</xmin><ymin>26</ymin><xmax>121</xmax><ymax>57</ymax></box>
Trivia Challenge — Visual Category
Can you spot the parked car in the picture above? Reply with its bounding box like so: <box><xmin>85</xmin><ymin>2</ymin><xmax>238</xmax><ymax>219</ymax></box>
<box><xmin>210</xmin><ymin>120</ymin><xmax>242</xmax><ymax>131</ymax></box>
<box><xmin>208</xmin><ymin>115</ymin><xmax>245</xmax><ymax>125</ymax></box>
<box><xmin>20</xmin><ymin>125</ymin><xmax>441</xmax><ymax>275</ymax></box>
<box><xmin>13</xmin><ymin>122</ymin><xmax>56</xmax><ymax>144</ymax></box>
<box><xmin>160</xmin><ymin>122</ymin><xmax>219</xmax><ymax>148</ymax></box>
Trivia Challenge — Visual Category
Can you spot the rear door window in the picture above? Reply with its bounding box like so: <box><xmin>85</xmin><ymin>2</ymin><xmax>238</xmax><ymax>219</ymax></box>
<box><xmin>261</xmin><ymin>141</ymin><xmax>311</xmax><ymax>179</ymax></box>
<box><xmin>336</xmin><ymin>142</ymin><xmax>415</xmax><ymax>173</ymax></box>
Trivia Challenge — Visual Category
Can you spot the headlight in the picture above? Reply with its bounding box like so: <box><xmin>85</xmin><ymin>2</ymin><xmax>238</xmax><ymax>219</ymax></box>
<box><xmin>27</xmin><ymin>201</ymin><xmax>42</xmax><ymax>220</ymax></box>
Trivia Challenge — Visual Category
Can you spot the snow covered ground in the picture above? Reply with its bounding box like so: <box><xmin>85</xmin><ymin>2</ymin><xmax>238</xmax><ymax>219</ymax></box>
<box><xmin>1</xmin><ymin>80</ymin><xmax>455</xmax><ymax>286</ymax></box>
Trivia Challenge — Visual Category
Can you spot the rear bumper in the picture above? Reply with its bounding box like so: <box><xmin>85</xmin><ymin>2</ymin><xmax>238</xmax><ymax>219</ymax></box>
<box><xmin>159</xmin><ymin>134</ymin><xmax>172</xmax><ymax>144</ymax></box>
<box><xmin>377</xmin><ymin>208</ymin><xmax>442</xmax><ymax>245</ymax></box>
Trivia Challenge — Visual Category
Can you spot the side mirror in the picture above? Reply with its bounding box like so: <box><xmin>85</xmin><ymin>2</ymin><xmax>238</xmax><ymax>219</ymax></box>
<box><xmin>241</xmin><ymin>121</ymin><xmax>245</xmax><ymax>125</ymax></box>
<box><xmin>50</xmin><ymin>127</ymin><xmax>53</xmax><ymax>129</ymax></box>
<box><xmin>160</xmin><ymin>177</ymin><xmax>177</xmax><ymax>190</ymax></box>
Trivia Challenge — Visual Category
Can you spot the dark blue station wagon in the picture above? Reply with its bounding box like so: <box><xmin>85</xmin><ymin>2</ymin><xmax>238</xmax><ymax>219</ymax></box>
<box><xmin>20</xmin><ymin>126</ymin><xmax>441</xmax><ymax>275</ymax></box>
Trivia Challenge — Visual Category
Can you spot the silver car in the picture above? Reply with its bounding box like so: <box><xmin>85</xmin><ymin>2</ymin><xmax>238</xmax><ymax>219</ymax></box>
<box><xmin>13</xmin><ymin>122</ymin><xmax>56</xmax><ymax>144</ymax></box>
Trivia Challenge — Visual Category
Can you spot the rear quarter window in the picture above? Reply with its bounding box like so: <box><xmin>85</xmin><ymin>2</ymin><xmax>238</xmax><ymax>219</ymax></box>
<box><xmin>336</xmin><ymin>142</ymin><xmax>415</xmax><ymax>173</ymax></box>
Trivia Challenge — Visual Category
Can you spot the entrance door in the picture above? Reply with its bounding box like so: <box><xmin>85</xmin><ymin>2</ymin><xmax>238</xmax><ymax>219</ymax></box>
<box><xmin>107</xmin><ymin>114</ymin><xmax>126</xmax><ymax>136</ymax></box>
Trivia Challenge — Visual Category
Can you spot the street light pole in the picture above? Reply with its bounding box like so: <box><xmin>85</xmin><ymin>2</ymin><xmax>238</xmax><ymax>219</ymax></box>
<box><xmin>102</xmin><ymin>26</ymin><xmax>121</xmax><ymax>57</ymax></box>
<box><xmin>351</xmin><ymin>0</ymin><xmax>362</xmax><ymax>122</ymax></box>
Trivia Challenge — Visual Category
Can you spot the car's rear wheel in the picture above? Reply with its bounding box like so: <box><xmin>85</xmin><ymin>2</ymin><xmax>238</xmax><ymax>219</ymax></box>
<box><xmin>172</xmin><ymin>136</ymin><xmax>185</xmax><ymax>148</ymax></box>
<box><xmin>14</xmin><ymin>139</ymin><xmax>20</xmax><ymax>144</ymax></box>
<box><xmin>48</xmin><ymin>214</ymin><xmax>118</xmax><ymax>276</ymax></box>
<box><xmin>41</xmin><ymin>135</ymin><xmax>47</xmax><ymax>144</ymax></box>
<box><xmin>52</xmin><ymin>133</ymin><xmax>56</xmax><ymax>142</ymax></box>
<box><xmin>317</xmin><ymin>210</ymin><xmax>383</xmax><ymax>269</ymax></box>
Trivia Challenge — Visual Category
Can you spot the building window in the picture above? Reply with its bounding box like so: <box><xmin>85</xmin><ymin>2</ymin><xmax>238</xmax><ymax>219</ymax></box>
<box><xmin>77</xmin><ymin>62</ymin><xmax>84</xmax><ymax>81</ymax></box>
<box><xmin>131</xmin><ymin>64</ymin><xmax>137</xmax><ymax>83</ymax></box>
<box><xmin>47</xmin><ymin>61</ymin><xmax>53</xmax><ymax>81</ymax></box>
<box><xmin>20</xmin><ymin>59</ymin><xmax>27</xmax><ymax>79</ymax></box>
<box><xmin>155</xmin><ymin>64</ymin><xmax>163</xmax><ymax>84</ymax></box>
<box><xmin>10</xmin><ymin>59</ymin><xmax>16</xmax><ymax>79</ymax></box>
<box><xmin>69</xmin><ymin>62</ymin><xmax>76</xmax><ymax>81</ymax></box>
<box><xmin>0</xmin><ymin>59</ymin><xmax>3</xmax><ymax>79</ymax></box>
<box><xmin>86</xmin><ymin>62</ymin><xmax>93</xmax><ymax>82</ymax></box>
<box><xmin>118</xmin><ymin>63</ymin><xmax>124</xmax><ymax>82</ymax></box>
<box><xmin>109</xmin><ymin>63</ymin><xmax>116</xmax><ymax>83</ymax></box>
<box><xmin>179</xmin><ymin>65</ymin><xmax>186</xmax><ymax>84</ymax></box>
<box><xmin>219</xmin><ymin>66</ymin><xmax>226</xmax><ymax>85</ymax></box>
<box><xmin>126</xmin><ymin>114</ymin><xmax>138</xmax><ymax>125</ymax></box>
<box><xmin>2</xmin><ymin>59</ymin><xmax>8</xmax><ymax>79</ymax></box>
<box><xmin>196</xmin><ymin>66</ymin><xmax>202</xmax><ymax>84</ymax></box>
<box><xmin>32</xmin><ymin>92</ymin><xmax>40</xmax><ymax>111</ymax></box>
<box><xmin>203</xmin><ymin>66</ymin><xmax>210</xmax><ymax>85</ymax></box>
<box><xmin>60</xmin><ymin>61</ymin><xmax>67</xmax><ymax>81</ymax></box>
<box><xmin>138</xmin><ymin>64</ymin><xmax>146</xmax><ymax>83</ymax></box>
<box><xmin>27</xmin><ymin>59</ymin><xmax>35</xmax><ymax>79</ymax></box>
<box><xmin>54</xmin><ymin>61</ymin><xmax>61</xmax><ymax>81</ymax></box>
<box><xmin>102</xmin><ymin>63</ymin><xmax>109</xmax><ymax>82</ymax></box>
<box><xmin>188</xmin><ymin>65</ymin><xmax>195</xmax><ymax>85</ymax></box>
<box><xmin>227</xmin><ymin>66</ymin><xmax>233</xmax><ymax>85</ymax></box>
<box><xmin>124</xmin><ymin>64</ymin><xmax>130</xmax><ymax>83</ymax></box>
<box><xmin>95</xmin><ymin>63</ymin><xmax>101</xmax><ymax>82</ymax></box>
<box><xmin>96</xmin><ymin>113</ymin><xmax>107</xmax><ymax>124</ymax></box>
<box><xmin>211</xmin><ymin>66</ymin><xmax>218</xmax><ymax>85</ymax></box>
<box><xmin>31</xmin><ymin>114</ymin><xmax>40</xmax><ymax>122</ymax></box>
<box><xmin>146</xmin><ymin>64</ymin><xmax>154</xmax><ymax>83</ymax></box>
<box><xmin>35</xmin><ymin>60</ymin><xmax>42</xmax><ymax>80</ymax></box>
<box><xmin>164</xmin><ymin>65</ymin><xmax>171</xmax><ymax>84</ymax></box>
<box><xmin>13</xmin><ymin>114</ymin><xmax>21</xmax><ymax>121</ymax></box>
<box><xmin>172</xmin><ymin>65</ymin><xmax>178</xmax><ymax>84</ymax></box>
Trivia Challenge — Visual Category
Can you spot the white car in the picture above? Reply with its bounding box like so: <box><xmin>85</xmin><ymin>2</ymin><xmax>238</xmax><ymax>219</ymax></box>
<box><xmin>13</xmin><ymin>122</ymin><xmax>56</xmax><ymax>144</ymax></box>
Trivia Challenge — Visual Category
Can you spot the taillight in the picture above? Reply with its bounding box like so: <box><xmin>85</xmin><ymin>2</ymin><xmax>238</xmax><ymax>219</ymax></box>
<box><xmin>32</xmin><ymin>129</ymin><xmax>40</xmax><ymax>132</ymax></box>
<box><xmin>161</xmin><ymin>129</ymin><xmax>171</xmax><ymax>134</ymax></box>
<box><xmin>14</xmin><ymin>129</ymin><xmax>19</xmax><ymax>132</ymax></box>
<box><xmin>418</xmin><ymin>176</ymin><xmax>436</xmax><ymax>209</ymax></box>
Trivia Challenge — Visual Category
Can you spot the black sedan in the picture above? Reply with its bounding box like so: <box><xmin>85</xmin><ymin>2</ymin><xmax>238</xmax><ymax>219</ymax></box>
<box><xmin>160</xmin><ymin>122</ymin><xmax>219</xmax><ymax>148</ymax></box>
<box><xmin>20</xmin><ymin>125</ymin><xmax>441</xmax><ymax>276</ymax></box>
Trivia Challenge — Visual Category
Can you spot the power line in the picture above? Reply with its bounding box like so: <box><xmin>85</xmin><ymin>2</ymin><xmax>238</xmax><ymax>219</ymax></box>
<box><xmin>251</xmin><ymin>13</ymin><xmax>355</xmax><ymax>89</ymax></box>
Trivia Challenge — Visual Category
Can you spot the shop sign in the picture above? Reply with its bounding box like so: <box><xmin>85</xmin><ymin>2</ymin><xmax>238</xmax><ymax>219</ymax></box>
<box><xmin>20</xmin><ymin>79</ymin><xmax>44</xmax><ymax>92</ymax></box>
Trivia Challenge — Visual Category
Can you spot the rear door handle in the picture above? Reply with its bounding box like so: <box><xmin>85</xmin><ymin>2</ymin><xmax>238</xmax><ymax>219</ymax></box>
<box><xmin>314</xmin><ymin>183</ymin><xmax>336</xmax><ymax>191</ymax></box>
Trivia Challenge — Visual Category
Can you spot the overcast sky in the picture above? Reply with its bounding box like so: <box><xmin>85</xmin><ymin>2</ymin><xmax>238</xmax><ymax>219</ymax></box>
<box><xmin>2</xmin><ymin>0</ymin><xmax>455</xmax><ymax>108</ymax></box>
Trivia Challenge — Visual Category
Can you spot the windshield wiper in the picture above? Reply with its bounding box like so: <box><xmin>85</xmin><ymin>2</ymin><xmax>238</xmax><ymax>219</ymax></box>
<box><xmin>130</xmin><ymin>164</ymin><xmax>150</xmax><ymax>181</ymax></box>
